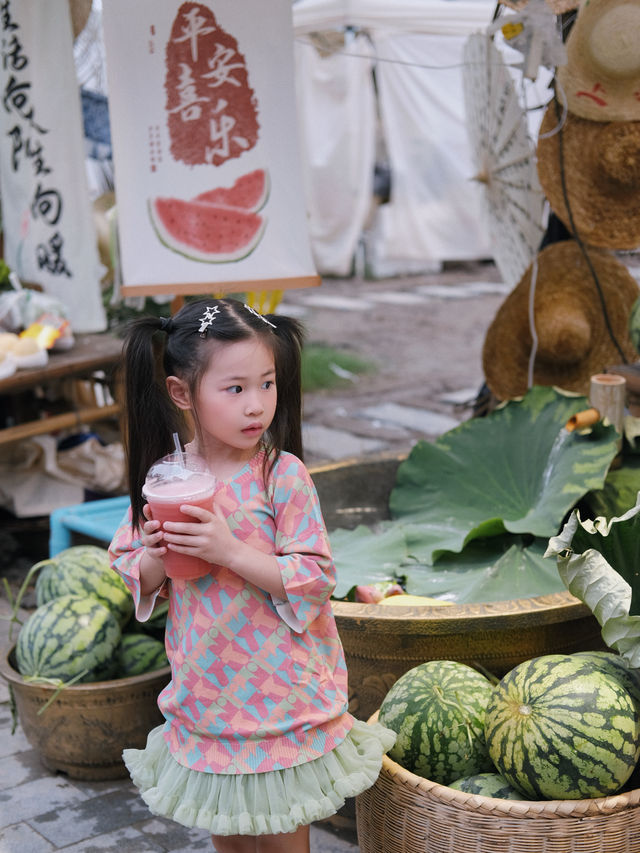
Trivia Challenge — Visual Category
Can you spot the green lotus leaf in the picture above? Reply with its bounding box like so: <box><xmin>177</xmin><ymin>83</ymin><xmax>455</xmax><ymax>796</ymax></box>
<box><xmin>407</xmin><ymin>536</ymin><xmax>563</xmax><ymax>603</ymax></box>
<box><xmin>330</xmin><ymin>519</ymin><xmax>563</xmax><ymax>604</ymax></box>
<box><xmin>330</xmin><ymin>522</ymin><xmax>409</xmax><ymax>599</ymax></box>
<box><xmin>546</xmin><ymin>500</ymin><xmax>640</xmax><ymax>666</ymax></box>
<box><xmin>585</xmin><ymin>455</ymin><xmax>640</xmax><ymax>519</ymax></box>
<box><xmin>389</xmin><ymin>385</ymin><xmax>618</xmax><ymax>561</ymax></box>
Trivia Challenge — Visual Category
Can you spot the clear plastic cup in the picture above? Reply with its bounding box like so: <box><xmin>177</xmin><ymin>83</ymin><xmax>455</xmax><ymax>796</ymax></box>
<box><xmin>142</xmin><ymin>452</ymin><xmax>217</xmax><ymax>580</ymax></box>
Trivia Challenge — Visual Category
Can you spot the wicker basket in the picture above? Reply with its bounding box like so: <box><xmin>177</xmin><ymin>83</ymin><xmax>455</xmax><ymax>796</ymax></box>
<box><xmin>356</xmin><ymin>713</ymin><xmax>640</xmax><ymax>853</ymax></box>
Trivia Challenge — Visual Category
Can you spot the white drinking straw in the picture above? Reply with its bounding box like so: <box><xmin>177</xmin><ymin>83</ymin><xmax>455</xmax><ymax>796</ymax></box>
<box><xmin>173</xmin><ymin>432</ymin><xmax>184</xmax><ymax>467</ymax></box>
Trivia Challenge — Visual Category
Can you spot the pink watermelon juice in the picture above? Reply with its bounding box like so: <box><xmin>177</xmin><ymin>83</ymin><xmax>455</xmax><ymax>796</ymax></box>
<box><xmin>143</xmin><ymin>473</ymin><xmax>216</xmax><ymax>579</ymax></box>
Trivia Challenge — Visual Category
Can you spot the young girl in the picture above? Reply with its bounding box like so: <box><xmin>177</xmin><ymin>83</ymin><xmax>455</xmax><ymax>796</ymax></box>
<box><xmin>108</xmin><ymin>297</ymin><xmax>395</xmax><ymax>852</ymax></box>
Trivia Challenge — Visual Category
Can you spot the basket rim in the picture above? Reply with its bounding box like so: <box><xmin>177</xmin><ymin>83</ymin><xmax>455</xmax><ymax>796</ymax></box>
<box><xmin>0</xmin><ymin>643</ymin><xmax>171</xmax><ymax>693</ymax></box>
<box><xmin>368</xmin><ymin>711</ymin><xmax>640</xmax><ymax>819</ymax></box>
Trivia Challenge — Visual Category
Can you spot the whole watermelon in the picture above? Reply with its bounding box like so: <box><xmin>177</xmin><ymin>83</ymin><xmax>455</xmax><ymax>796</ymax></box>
<box><xmin>573</xmin><ymin>651</ymin><xmax>640</xmax><ymax>709</ymax></box>
<box><xmin>449</xmin><ymin>771</ymin><xmax>525</xmax><ymax>800</ymax></box>
<box><xmin>35</xmin><ymin>545</ymin><xmax>133</xmax><ymax>629</ymax></box>
<box><xmin>117</xmin><ymin>633</ymin><xmax>169</xmax><ymax>677</ymax></box>
<box><xmin>485</xmin><ymin>654</ymin><xmax>640</xmax><ymax>800</ymax></box>
<box><xmin>378</xmin><ymin>660</ymin><xmax>495</xmax><ymax>784</ymax></box>
<box><xmin>16</xmin><ymin>593</ymin><xmax>121</xmax><ymax>683</ymax></box>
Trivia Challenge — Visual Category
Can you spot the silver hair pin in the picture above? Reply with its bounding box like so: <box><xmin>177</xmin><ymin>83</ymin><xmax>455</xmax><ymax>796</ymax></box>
<box><xmin>244</xmin><ymin>303</ymin><xmax>276</xmax><ymax>328</ymax></box>
<box><xmin>198</xmin><ymin>305</ymin><xmax>220</xmax><ymax>337</ymax></box>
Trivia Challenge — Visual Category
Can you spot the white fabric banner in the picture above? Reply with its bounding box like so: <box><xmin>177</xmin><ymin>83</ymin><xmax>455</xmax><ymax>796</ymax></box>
<box><xmin>0</xmin><ymin>0</ymin><xmax>106</xmax><ymax>333</ymax></box>
<box><xmin>102</xmin><ymin>0</ymin><xmax>319</xmax><ymax>296</ymax></box>
<box><xmin>294</xmin><ymin>33</ymin><xmax>376</xmax><ymax>277</ymax></box>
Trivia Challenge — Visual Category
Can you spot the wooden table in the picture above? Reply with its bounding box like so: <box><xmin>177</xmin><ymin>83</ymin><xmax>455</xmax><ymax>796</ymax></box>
<box><xmin>0</xmin><ymin>333</ymin><xmax>124</xmax><ymax>446</ymax></box>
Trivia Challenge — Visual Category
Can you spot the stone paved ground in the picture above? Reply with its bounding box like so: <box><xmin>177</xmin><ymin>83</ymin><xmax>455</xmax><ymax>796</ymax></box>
<box><xmin>0</xmin><ymin>264</ymin><xmax>510</xmax><ymax>852</ymax></box>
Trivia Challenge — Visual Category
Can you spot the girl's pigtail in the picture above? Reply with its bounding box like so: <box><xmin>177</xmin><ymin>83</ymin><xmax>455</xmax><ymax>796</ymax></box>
<box><xmin>123</xmin><ymin>317</ymin><xmax>183</xmax><ymax>530</ymax></box>
<box><xmin>268</xmin><ymin>315</ymin><xmax>305</xmax><ymax>469</ymax></box>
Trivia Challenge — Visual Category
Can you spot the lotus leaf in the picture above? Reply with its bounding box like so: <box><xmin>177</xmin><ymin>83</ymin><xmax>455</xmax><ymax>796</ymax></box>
<box><xmin>546</xmin><ymin>500</ymin><xmax>640</xmax><ymax>667</ymax></box>
<box><xmin>331</xmin><ymin>522</ymin><xmax>409</xmax><ymax>600</ymax></box>
<box><xmin>389</xmin><ymin>385</ymin><xmax>618</xmax><ymax>562</ymax></box>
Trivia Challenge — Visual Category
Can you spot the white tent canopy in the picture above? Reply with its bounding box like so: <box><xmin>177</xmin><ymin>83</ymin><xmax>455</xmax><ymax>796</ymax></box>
<box><xmin>293</xmin><ymin>0</ymin><xmax>500</xmax><ymax>277</ymax></box>
<box><xmin>294</xmin><ymin>0</ymin><xmax>498</xmax><ymax>36</ymax></box>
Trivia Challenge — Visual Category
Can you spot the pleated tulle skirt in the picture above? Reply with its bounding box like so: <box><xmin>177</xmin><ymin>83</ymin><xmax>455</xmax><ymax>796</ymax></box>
<box><xmin>123</xmin><ymin>719</ymin><xmax>396</xmax><ymax>837</ymax></box>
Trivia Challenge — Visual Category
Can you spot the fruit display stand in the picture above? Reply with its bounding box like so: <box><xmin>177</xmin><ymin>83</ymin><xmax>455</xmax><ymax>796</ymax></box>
<box><xmin>356</xmin><ymin>712</ymin><xmax>640</xmax><ymax>853</ymax></box>
<box><xmin>0</xmin><ymin>645</ymin><xmax>169</xmax><ymax>780</ymax></box>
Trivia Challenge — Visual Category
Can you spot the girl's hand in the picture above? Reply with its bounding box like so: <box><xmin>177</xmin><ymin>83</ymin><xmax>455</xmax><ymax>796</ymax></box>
<box><xmin>141</xmin><ymin>503</ymin><xmax>168</xmax><ymax>560</ymax></box>
<box><xmin>162</xmin><ymin>503</ymin><xmax>236</xmax><ymax>566</ymax></box>
<box><xmin>138</xmin><ymin>504</ymin><xmax>168</xmax><ymax>595</ymax></box>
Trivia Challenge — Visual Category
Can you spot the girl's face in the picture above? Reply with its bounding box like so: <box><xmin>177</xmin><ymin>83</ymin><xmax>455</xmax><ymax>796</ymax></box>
<box><xmin>191</xmin><ymin>337</ymin><xmax>277</xmax><ymax>458</ymax></box>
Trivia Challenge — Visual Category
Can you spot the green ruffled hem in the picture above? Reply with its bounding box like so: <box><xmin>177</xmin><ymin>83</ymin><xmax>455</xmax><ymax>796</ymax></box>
<box><xmin>123</xmin><ymin>718</ymin><xmax>395</xmax><ymax>837</ymax></box>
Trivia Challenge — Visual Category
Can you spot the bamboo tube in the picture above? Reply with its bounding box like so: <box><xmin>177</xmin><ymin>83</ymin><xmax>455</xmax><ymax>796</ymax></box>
<box><xmin>565</xmin><ymin>407</ymin><xmax>600</xmax><ymax>432</ymax></box>
<box><xmin>590</xmin><ymin>373</ymin><xmax>626</xmax><ymax>438</ymax></box>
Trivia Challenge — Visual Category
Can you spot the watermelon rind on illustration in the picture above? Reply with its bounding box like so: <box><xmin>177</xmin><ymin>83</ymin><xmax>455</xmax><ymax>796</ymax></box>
<box><xmin>148</xmin><ymin>196</ymin><xmax>266</xmax><ymax>263</ymax></box>
<box><xmin>194</xmin><ymin>168</ymin><xmax>270</xmax><ymax>213</ymax></box>
<box><xmin>484</xmin><ymin>653</ymin><xmax>640</xmax><ymax>800</ymax></box>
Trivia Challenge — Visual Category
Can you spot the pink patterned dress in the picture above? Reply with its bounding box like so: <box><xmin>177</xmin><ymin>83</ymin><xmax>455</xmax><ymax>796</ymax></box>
<box><xmin>109</xmin><ymin>449</ymin><xmax>394</xmax><ymax>834</ymax></box>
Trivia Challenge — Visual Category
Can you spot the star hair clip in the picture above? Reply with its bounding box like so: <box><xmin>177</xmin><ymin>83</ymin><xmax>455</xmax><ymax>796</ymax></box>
<box><xmin>198</xmin><ymin>305</ymin><xmax>220</xmax><ymax>337</ymax></box>
<box><xmin>244</xmin><ymin>303</ymin><xmax>276</xmax><ymax>328</ymax></box>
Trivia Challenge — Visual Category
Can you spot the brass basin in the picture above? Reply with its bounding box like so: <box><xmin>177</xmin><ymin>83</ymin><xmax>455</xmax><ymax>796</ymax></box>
<box><xmin>0</xmin><ymin>646</ymin><xmax>169</xmax><ymax>779</ymax></box>
<box><xmin>312</xmin><ymin>453</ymin><xmax>604</xmax><ymax>720</ymax></box>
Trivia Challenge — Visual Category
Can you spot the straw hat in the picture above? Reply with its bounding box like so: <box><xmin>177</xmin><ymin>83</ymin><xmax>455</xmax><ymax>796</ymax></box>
<box><xmin>499</xmin><ymin>0</ymin><xmax>579</xmax><ymax>12</ymax></box>
<box><xmin>536</xmin><ymin>100</ymin><xmax>640</xmax><ymax>249</ymax></box>
<box><xmin>556</xmin><ymin>0</ymin><xmax>640</xmax><ymax>121</ymax></box>
<box><xmin>482</xmin><ymin>240</ymin><xmax>639</xmax><ymax>400</ymax></box>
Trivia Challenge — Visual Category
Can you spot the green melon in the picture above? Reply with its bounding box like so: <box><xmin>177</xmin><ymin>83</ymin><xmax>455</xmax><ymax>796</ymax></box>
<box><xmin>194</xmin><ymin>168</ymin><xmax>269</xmax><ymax>212</ymax></box>
<box><xmin>378</xmin><ymin>660</ymin><xmax>495</xmax><ymax>784</ymax></box>
<box><xmin>117</xmin><ymin>633</ymin><xmax>168</xmax><ymax>677</ymax></box>
<box><xmin>573</xmin><ymin>650</ymin><xmax>640</xmax><ymax>708</ymax></box>
<box><xmin>16</xmin><ymin>593</ymin><xmax>121</xmax><ymax>683</ymax></box>
<box><xmin>485</xmin><ymin>654</ymin><xmax>640</xmax><ymax>800</ymax></box>
<box><xmin>449</xmin><ymin>771</ymin><xmax>526</xmax><ymax>800</ymax></box>
<box><xmin>35</xmin><ymin>545</ymin><xmax>133</xmax><ymax>629</ymax></box>
<box><xmin>148</xmin><ymin>196</ymin><xmax>266</xmax><ymax>263</ymax></box>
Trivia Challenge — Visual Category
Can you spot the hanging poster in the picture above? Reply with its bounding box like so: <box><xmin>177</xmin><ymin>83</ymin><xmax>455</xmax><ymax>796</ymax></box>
<box><xmin>0</xmin><ymin>0</ymin><xmax>106</xmax><ymax>333</ymax></box>
<box><xmin>102</xmin><ymin>0</ymin><xmax>320</xmax><ymax>296</ymax></box>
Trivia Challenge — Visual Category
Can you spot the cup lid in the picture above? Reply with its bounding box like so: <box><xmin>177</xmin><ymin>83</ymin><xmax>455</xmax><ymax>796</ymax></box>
<box><xmin>144</xmin><ymin>452</ymin><xmax>212</xmax><ymax>487</ymax></box>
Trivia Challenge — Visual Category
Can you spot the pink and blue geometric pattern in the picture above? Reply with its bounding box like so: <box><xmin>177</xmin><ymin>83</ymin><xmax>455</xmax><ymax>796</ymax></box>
<box><xmin>110</xmin><ymin>450</ymin><xmax>352</xmax><ymax>775</ymax></box>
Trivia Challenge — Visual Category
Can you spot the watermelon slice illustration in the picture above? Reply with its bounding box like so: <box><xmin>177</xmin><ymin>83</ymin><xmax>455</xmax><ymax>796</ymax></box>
<box><xmin>194</xmin><ymin>168</ymin><xmax>269</xmax><ymax>213</ymax></box>
<box><xmin>148</xmin><ymin>196</ymin><xmax>266</xmax><ymax>263</ymax></box>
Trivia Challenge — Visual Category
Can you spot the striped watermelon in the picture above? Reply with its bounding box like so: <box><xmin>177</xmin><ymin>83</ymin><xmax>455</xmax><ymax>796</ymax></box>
<box><xmin>16</xmin><ymin>594</ymin><xmax>121</xmax><ymax>683</ymax></box>
<box><xmin>573</xmin><ymin>651</ymin><xmax>640</xmax><ymax>708</ymax></box>
<box><xmin>378</xmin><ymin>660</ymin><xmax>495</xmax><ymax>784</ymax></box>
<box><xmin>35</xmin><ymin>545</ymin><xmax>133</xmax><ymax>629</ymax></box>
<box><xmin>117</xmin><ymin>633</ymin><xmax>168</xmax><ymax>677</ymax></box>
<box><xmin>484</xmin><ymin>654</ymin><xmax>640</xmax><ymax>800</ymax></box>
<box><xmin>449</xmin><ymin>771</ymin><xmax>526</xmax><ymax>800</ymax></box>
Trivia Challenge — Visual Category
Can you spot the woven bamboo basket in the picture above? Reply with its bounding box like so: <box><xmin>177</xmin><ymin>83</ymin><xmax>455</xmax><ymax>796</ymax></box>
<box><xmin>356</xmin><ymin>713</ymin><xmax>640</xmax><ymax>853</ymax></box>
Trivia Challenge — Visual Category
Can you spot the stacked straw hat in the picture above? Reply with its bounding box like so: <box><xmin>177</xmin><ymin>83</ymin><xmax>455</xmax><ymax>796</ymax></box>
<box><xmin>536</xmin><ymin>105</ymin><xmax>640</xmax><ymax>249</ymax></box>
<box><xmin>536</xmin><ymin>0</ymin><xmax>640</xmax><ymax>249</ymax></box>
<box><xmin>482</xmin><ymin>241</ymin><xmax>639</xmax><ymax>400</ymax></box>
<box><xmin>556</xmin><ymin>0</ymin><xmax>640</xmax><ymax>122</ymax></box>
<box><xmin>483</xmin><ymin>0</ymin><xmax>640</xmax><ymax>400</ymax></box>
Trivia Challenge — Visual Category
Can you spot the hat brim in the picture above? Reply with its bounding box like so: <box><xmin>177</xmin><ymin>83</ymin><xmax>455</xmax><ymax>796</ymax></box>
<box><xmin>482</xmin><ymin>241</ymin><xmax>639</xmax><ymax>400</ymax></box>
<box><xmin>536</xmin><ymin>103</ymin><xmax>640</xmax><ymax>250</ymax></box>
